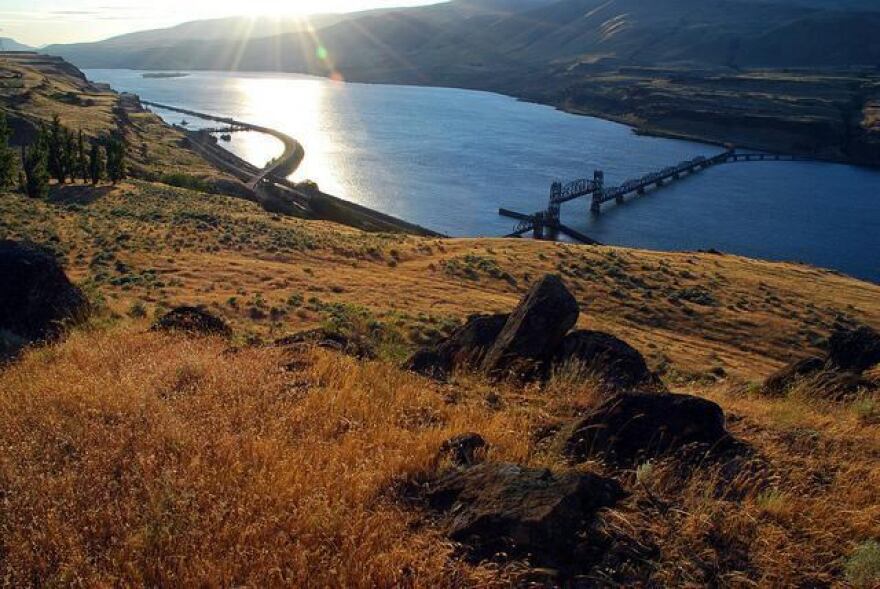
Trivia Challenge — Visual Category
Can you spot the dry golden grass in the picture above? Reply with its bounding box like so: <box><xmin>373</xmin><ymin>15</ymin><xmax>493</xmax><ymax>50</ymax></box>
<box><xmin>0</xmin><ymin>326</ymin><xmax>523</xmax><ymax>586</ymax></box>
<box><xmin>0</xmin><ymin>323</ymin><xmax>877</xmax><ymax>586</ymax></box>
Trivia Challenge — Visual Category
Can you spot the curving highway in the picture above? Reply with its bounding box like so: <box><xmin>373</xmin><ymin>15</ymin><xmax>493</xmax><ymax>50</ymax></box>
<box><xmin>141</xmin><ymin>100</ymin><xmax>304</xmax><ymax>189</ymax></box>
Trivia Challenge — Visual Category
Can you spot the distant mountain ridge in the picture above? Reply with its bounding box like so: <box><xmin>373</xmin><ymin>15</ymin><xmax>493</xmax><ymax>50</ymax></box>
<box><xmin>44</xmin><ymin>0</ymin><xmax>880</xmax><ymax>75</ymax></box>
<box><xmin>1</xmin><ymin>38</ymin><xmax>34</xmax><ymax>52</ymax></box>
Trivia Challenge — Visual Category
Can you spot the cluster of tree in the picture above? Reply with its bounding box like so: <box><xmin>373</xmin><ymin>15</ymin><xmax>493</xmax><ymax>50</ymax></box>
<box><xmin>1</xmin><ymin>113</ymin><xmax>127</xmax><ymax>199</ymax></box>
<box><xmin>0</xmin><ymin>113</ymin><xmax>16</xmax><ymax>190</ymax></box>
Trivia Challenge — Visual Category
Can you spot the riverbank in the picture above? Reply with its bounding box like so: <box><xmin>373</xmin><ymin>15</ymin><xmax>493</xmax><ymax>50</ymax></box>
<box><xmin>502</xmin><ymin>66</ymin><xmax>880</xmax><ymax>169</ymax></box>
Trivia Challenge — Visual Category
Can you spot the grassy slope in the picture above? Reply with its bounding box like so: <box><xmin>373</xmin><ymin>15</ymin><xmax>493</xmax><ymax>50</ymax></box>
<box><xmin>0</xmin><ymin>53</ymin><xmax>232</xmax><ymax>183</ymax></box>
<box><xmin>1</xmin><ymin>56</ymin><xmax>879</xmax><ymax>586</ymax></box>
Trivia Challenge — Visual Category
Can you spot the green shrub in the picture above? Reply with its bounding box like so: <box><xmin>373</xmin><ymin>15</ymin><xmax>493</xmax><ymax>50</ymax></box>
<box><xmin>160</xmin><ymin>172</ymin><xmax>214</xmax><ymax>193</ymax></box>
<box><xmin>846</xmin><ymin>540</ymin><xmax>880</xmax><ymax>588</ymax></box>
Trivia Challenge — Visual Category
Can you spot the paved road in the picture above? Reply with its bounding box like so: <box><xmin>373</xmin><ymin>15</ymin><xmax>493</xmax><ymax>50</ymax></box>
<box><xmin>141</xmin><ymin>100</ymin><xmax>304</xmax><ymax>188</ymax></box>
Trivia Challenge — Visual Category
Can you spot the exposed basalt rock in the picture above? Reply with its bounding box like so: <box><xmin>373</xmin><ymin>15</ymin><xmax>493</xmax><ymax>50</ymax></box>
<box><xmin>826</xmin><ymin>325</ymin><xmax>880</xmax><ymax>373</ymax></box>
<box><xmin>405</xmin><ymin>347</ymin><xmax>450</xmax><ymax>379</ymax></box>
<box><xmin>276</xmin><ymin>328</ymin><xmax>377</xmax><ymax>359</ymax></box>
<box><xmin>425</xmin><ymin>462</ymin><xmax>624</xmax><ymax>568</ymax></box>
<box><xmin>553</xmin><ymin>330</ymin><xmax>662</xmax><ymax>392</ymax></box>
<box><xmin>481</xmin><ymin>275</ymin><xmax>579</xmax><ymax>379</ymax></box>
<box><xmin>763</xmin><ymin>325</ymin><xmax>880</xmax><ymax>398</ymax></box>
<box><xmin>405</xmin><ymin>314</ymin><xmax>508</xmax><ymax>379</ymax></box>
<box><xmin>405</xmin><ymin>275</ymin><xmax>669</xmax><ymax>393</ymax></box>
<box><xmin>439</xmin><ymin>433</ymin><xmax>488</xmax><ymax>466</ymax></box>
<box><xmin>152</xmin><ymin>306</ymin><xmax>232</xmax><ymax>338</ymax></box>
<box><xmin>763</xmin><ymin>356</ymin><xmax>825</xmax><ymax>396</ymax></box>
<box><xmin>0</xmin><ymin>240</ymin><xmax>88</xmax><ymax>355</ymax></box>
<box><xmin>557</xmin><ymin>392</ymin><xmax>731</xmax><ymax>466</ymax></box>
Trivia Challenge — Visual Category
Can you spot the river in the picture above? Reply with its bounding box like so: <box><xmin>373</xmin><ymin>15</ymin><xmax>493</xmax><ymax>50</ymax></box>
<box><xmin>85</xmin><ymin>69</ymin><xmax>880</xmax><ymax>283</ymax></box>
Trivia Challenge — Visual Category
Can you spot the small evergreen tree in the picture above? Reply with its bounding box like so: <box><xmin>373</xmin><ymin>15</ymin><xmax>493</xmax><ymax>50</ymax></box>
<box><xmin>62</xmin><ymin>127</ymin><xmax>77</xmax><ymax>184</ymax></box>
<box><xmin>106</xmin><ymin>136</ymin><xmax>126</xmax><ymax>184</ymax></box>
<box><xmin>0</xmin><ymin>111</ymin><xmax>16</xmax><ymax>189</ymax></box>
<box><xmin>89</xmin><ymin>142</ymin><xmax>105</xmax><ymax>185</ymax></box>
<box><xmin>77</xmin><ymin>130</ymin><xmax>87</xmax><ymax>183</ymax></box>
<box><xmin>22</xmin><ymin>129</ymin><xmax>49</xmax><ymax>198</ymax></box>
<box><xmin>47</xmin><ymin>115</ymin><xmax>65</xmax><ymax>182</ymax></box>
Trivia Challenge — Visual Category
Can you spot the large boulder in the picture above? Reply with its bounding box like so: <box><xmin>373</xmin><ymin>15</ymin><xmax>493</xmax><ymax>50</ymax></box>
<box><xmin>827</xmin><ymin>326</ymin><xmax>880</xmax><ymax>373</ymax></box>
<box><xmin>762</xmin><ymin>356</ymin><xmax>825</xmax><ymax>396</ymax></box>
<box><xmin>405</xmin><ymin>313</ymin><xmax>508</xmax><ymax>379</ymax></box>
<box><xmin>553</xmin><ymin>330</ymin><xmax>660</xmax><ymax>391</ymax></box>
<box><xmin>425</xmin><ymin>462</ymin><xmax>624</xmax><ymax>567</ymax></box>
<box><xmin>481</xmin><ymin>275</ymin><xmax>579</xmax><ymax>379</ymax></box>
<box><xmin>152</xmin><ymin>306</ymin><xmax>232</xmax><ymax>337</ymax></box>
<box><xmin>0</xmin><ymin>240</ymin><xmax>88</xmax><ymax>349</ymax></box>
<box><xmin>557</xmin><ymin>393</ymin><xmax>731</xmax><ymax>466</ymax></box>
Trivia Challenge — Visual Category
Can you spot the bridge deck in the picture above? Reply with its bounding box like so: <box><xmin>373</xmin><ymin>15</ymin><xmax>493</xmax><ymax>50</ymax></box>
<box><xmin>499</xmin><ymin>149</ymin><xmax>810</xmax><ymax>242</ymax></box>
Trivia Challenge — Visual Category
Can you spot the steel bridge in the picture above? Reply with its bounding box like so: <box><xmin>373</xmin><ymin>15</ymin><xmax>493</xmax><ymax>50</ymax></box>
<box><xmin>499</xmin><ymin>149</ymin><xmax>809</xmax><ymax>242</ymax></box>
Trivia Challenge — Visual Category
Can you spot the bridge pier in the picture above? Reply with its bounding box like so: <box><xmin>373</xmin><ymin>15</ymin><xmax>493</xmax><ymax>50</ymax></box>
<box><xmin>592</xmin><ymin>170</ymin><xmax>605</xmax><ymax>214</ymax></box>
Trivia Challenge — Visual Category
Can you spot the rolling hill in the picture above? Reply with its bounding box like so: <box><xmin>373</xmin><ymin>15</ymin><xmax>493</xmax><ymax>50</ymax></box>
<box><xmin>44</xmin><ymin>0</ymin><xmax>880</xmax><ymax>72</ymax></box>
<box><xmin>0</xmin><ymin>38</ymin><xmax>34</xmax><ymax>52</ymax></box>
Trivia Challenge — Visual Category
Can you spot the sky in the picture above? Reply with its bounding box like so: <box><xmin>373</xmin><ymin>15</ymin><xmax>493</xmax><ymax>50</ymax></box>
<box><xmin>1</xmin><ymin>0</ymin><xmax>442</xmax><ymax>47</ymax></box>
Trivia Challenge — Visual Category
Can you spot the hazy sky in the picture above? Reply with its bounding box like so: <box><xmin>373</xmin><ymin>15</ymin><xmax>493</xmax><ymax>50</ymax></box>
<box><xmin>2</xmin><ymin>0</ymin><xmax>442</xmax><ymax>46</ymax></box>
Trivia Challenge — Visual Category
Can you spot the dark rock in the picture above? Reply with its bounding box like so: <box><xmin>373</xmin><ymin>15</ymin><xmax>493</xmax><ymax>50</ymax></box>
<box><xmin>405</xmin><ymin>313</ymin><xmax>508</xmax><ymax>379</ymax></box>
<box><xmin>425</xmin><ymin>462</ymin><xmax>624</xmax><ymax>567</ymax></box>
<box><xmin>152</xmin><ymin>306</ymin><xmax>232</xmax><ymax>338</ymax></box>
<box><xmin>557</xmin><ymin>392</ymin><xmax>731</xmax><ymax>466</ymax></box>
<box><xmin>442</xmin><ymin>313</ymin><xmax>510</xmax><ymax>365</ymax></box>
<box><xmin>0</xmin><ymin>240</ymin><xmax>88</xmax><ymax>348</ymax></box>
<box><xmin>405</xmin><ymin>347</ymin><xmax>451</xmax><ymax>379</ymax></box>
<box><xmin>762</xmin><ymin>356</ymin><xmax>825</xmax><ymax>396</ymax></box>
<box><xmin>276</xmin><ymin>328</ymin><xmax>375</xmax><ymax>359</ymax></box>
<box><xmin>439</xmin><ymin>433</ymin><xmax>488</xmax><ymax>466</ymax></box>
<box><xmin>827</xmin><ymin>325</ymin><xmax>880</xmax><ymax>373</ymax></box>
<box><xmin>552</xmin><ymin>330</ymin><xmax>661</xmax><ymax>392</ymax></box>
<box><xmin>481</xmin><ymin>275</ymin><xmax>579</xmax><ymax>379</ymax></box>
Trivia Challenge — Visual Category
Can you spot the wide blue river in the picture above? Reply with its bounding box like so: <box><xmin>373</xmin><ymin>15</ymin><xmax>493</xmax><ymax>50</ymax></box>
<box><xmin>85</xmin><ymin>69</ymin><xmax>880</xmax><ymax>282</ymax></box>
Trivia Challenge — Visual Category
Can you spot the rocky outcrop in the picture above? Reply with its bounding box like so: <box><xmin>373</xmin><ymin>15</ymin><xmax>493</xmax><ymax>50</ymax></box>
<box><xmin>763</xmin><ymin>325</ymin><xmax>880</xmax><ymax>398</ymax></box>
<box><xmin>406</xmin><ymin>275</ymin><xmax>658</xmax><ymax>392</ymax></box>
<box><xmin>827</xmin><ymin>325</ymin><xmax>880</xmax><ymax>373</ymax></box>
<box><xmin>553</xmin><ymin>330</ymin><xmax>662</xmax><ymax>392</ymax></box>
<box><xmin>556</xmin><ymin>392</ymin><xmax>731</xmax><ymax>466</ymax></box>
<box><xmin>152</xmin><ymin>306</ymin><xmax>232</xmax><ymax>337</ymax></box>
<box><xmin>481</xmin><ymin>275</ymin><xmax>579</xmax><ymax>379</ymax></box>
<box><xmin>424</xmin><ymin>462</ymin><xmax>624</xmax><ymax>567</ymax></box>
<box><xmin>405</xmin><ymin>314</ymin><xmax>508</xmax><ymax>379</ymax></box>
<box><xmin>0</xmin><ymin>240</ymin><xmax>88</xmax><ymax>357</ymax></box>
